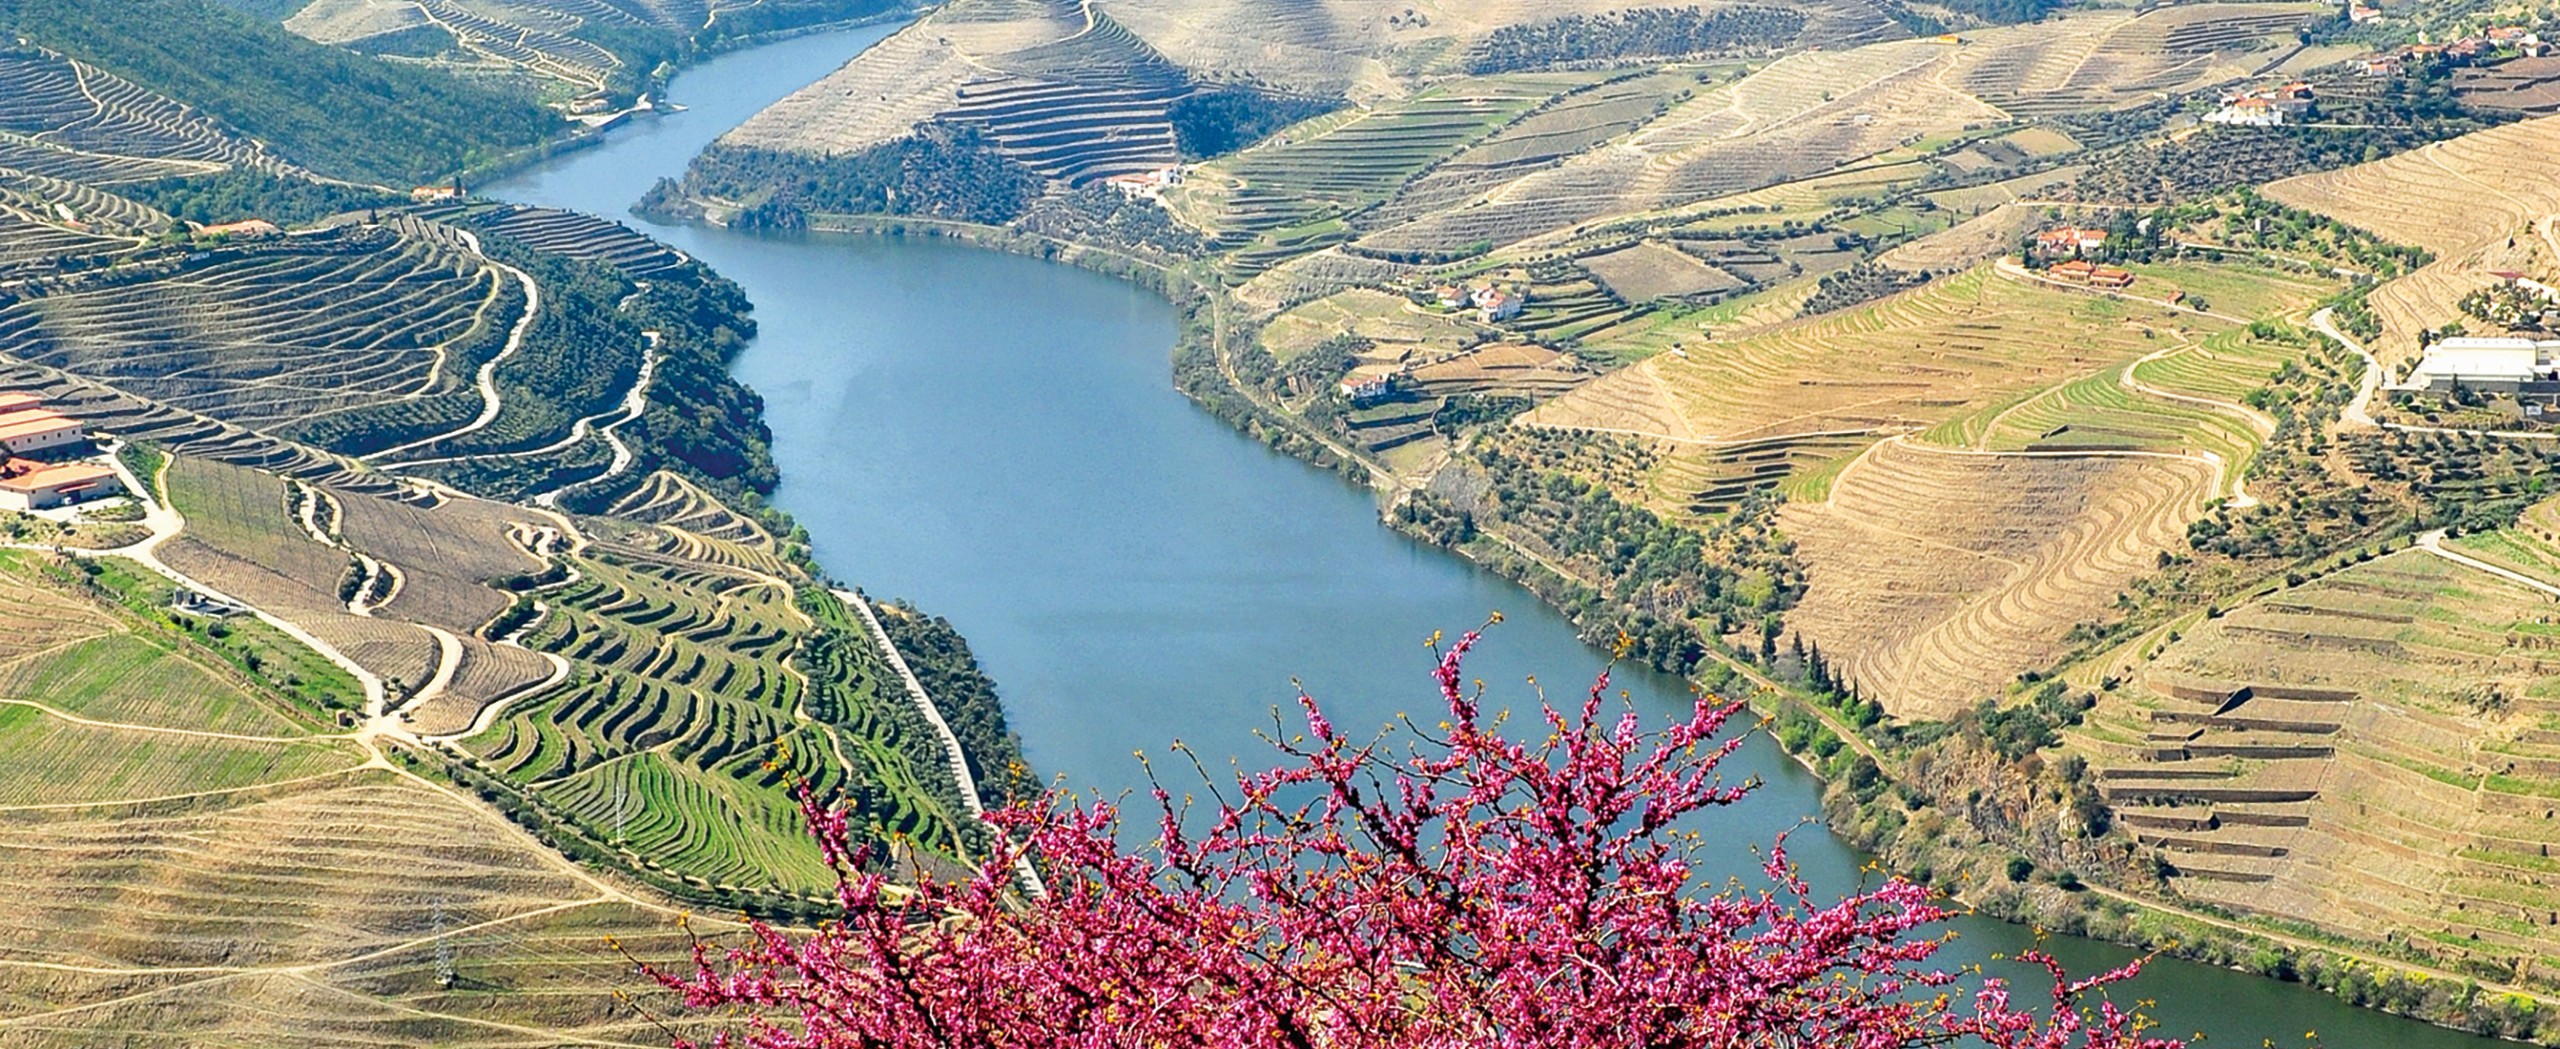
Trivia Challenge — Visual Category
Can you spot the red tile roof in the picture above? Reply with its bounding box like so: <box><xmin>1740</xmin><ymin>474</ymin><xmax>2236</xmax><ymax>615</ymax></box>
<box><xmin>0</xmin><ymin>462</ymin><xmax>113</xmax><ymax>492</ymax></box>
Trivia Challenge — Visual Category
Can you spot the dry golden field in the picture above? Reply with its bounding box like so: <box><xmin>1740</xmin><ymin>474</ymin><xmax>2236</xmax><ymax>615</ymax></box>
<box><xmin>1525</xmin><ymin>257</ymin><xmax>2331</xmax><ymax>719</ymax></box>
<box><xmin>0</xmin><ymin>769</ymin><xmax>712</xmax><ymax>1048</ymax></box>
<box><xmin>2265</xmin><ymin>115</ymin><xmax>2560</xmax><ymax>363</ymax></box>
<box><xmin>1525</xmin><ymin>264</ymin><xmax>2229</xmax><ymax>444</ymax></box>
<box><xmin>1782</xmin><ymin>439</ymin><xmax>2219</xmax><ymax>718</ymax></box>
<box><xmin>0</xmin><ymin>549</ymin><xmax>710</xmax><ymax>1047</ymax></box>
<box><xmin>1877</xmin><ymin>203</ymin><xmax>2043</xmax><ymax>274</ymax></box>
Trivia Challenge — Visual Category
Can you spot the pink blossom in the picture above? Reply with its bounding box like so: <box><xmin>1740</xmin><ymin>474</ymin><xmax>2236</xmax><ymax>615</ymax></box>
<box><xmin>644</xmin><ymin>630</ymin><xmax>2177</xmax><ymax>1049</ymax></box>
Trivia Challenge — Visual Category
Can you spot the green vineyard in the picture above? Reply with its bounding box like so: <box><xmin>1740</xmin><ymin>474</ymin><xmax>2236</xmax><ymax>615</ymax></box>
<box><xmin>461</xmin><ymin>527</ymin><xmax>974</xmax><ymax>894</ymax></box>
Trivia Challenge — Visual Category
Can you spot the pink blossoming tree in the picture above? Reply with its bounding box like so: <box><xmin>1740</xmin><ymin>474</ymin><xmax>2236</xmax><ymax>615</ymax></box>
<box><xmin>646</xmin><ymin>629</ymin><xmax>2175</xmax><ymax>1049</ymax></box>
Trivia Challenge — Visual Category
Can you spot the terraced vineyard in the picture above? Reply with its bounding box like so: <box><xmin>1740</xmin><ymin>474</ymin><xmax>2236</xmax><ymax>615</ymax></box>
<box><xmin>0</xmin><ymin>552</ymin><xmax>718</xmax><ymax>1047</ymax></box>
<box><xmin>0</xmin><ymin>440</ymin><xmax>983</xmax><ymax>1042</ymax></box>
<box><xmin>721</xmin><ymin>26</ymin><xmax>985</xmax><ymax>155</ymax></box>
<box><xmin>470</xmin><ymin>205</ymin><xmax>689</xmax><ymax>277</ymax></box>
<box><xmin>289</xmin><ymin>0</ymin><xmax>620</xmax><ymax>93</ymax></box>
<box><xmin>1953</xmin><ymin>328</ymin><xmax>2289</xmax><ymax>494</ymax></box>
<box><xmin>1511</xmin><ymin>255</ymin><xmax>2340</xmax><ymax>718</ymax></box>
<box><xmin>1526</xmin><ymin>265</ymin><xmax>2221</xmax><ymax>445</ymax></box>
<box><xmin>0</xmin><ymin>9</ymin><xmax>1038</xmax><ymax>1040</ymax></box>
<box><xmin>0</xmin><ymin>223</ymin><xmax>515</xmax><ymax>437</ymax></box>
<box><xmin>2267</xmin><ymin>115</ymin><xmax>2560</xmax><ymax>364</ymax></box>
<box><xmin>1955</xmin><ymin>4</ymin><xmax>2324</xmax><ymax>118</ymax></box>
<box><xmin>0</xmin><ymin>45</ymin><xmax>295</xmax><ymax>185</ymax></box>
<box><xmin>1783</xmin><ymin>439</ymin><xmax>2220</xmax><ymax>718</ymax></box>
<box><xmin>1351</xmin><ymin>70</ymin><xmax>1701</xmax><ymax>237</ymax></box>
<box><xmin>722</xmin><ymin>0</ymin><xmax>1188</xmax><ymax>185</ymax></box>
<box><xmin>0</xmin><ymin>168</ymin><xmax>171</xmax><ymax>234</ymax></box>
<box><xmin>1350</xmin><ymin>42</ymin><xmax>1991</xmax><ymax>258</ymax></box>
<box><xmin>0</xmin><ymin>760</ymin><xmax>706</xmax><ymax>1047</ymax></box>
<box><xmin>1180</xmin><ymin>75</ymin><xmax>1577</xmax><ymax>262</ymax></box>
<box><xmin>0</xmin><ymin>207</ymin><xmax>142</xmax><ymax>282</ymax></box>
<box><xmin>458</xmin><ymin>510</ymin><xmax>978</xmax><ymax>893</ymax></box>
<box><xmin>2079</xmin><ymin>542</ymin><xmax>2560</xmax><ymax>988</ymax></box>
<box><xmin>0</xmin><ymin>360</ymin><xmax>394</xmax><ymax>489</ymax></box>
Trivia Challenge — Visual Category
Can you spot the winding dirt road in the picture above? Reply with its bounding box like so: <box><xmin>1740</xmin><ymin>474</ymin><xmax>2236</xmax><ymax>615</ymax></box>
<box><xmin>367</xmin><ymin>227</ymin><xmax>544</xmax><ymax>463</ymax></box>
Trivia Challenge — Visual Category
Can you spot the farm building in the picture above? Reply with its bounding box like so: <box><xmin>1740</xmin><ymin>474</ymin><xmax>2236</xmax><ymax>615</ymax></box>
<box><xmin>1340</xmin><ymin>373</ymin><xmax>1398</xmax><ymax>406</ymax></box>
<box><xmin>1100</xmin><ymin>167</ymin><xmax>1184</xmax><ymax>200</ymax></box>
<box><xmin>0</xmin><ymin>459</ymin><xmax>119</xmax><ymax>511</ymax></box>
<box><xmin>2408</xmin><ymin>336</ymin><xmax>2560</xmax><ymax>392</ymax></box>
<box><xmin>0</xmin><ymin>407</ymin><xmax>83</xmax><ymax>455</ymax></box>
<box><xmin>171</xmin><ymin>589</ymin><xmax>247</xmax><ymax>618</ymax></box>
<box><xmin>1473</xmin><ymin>285</ymin><xmax>1525</xmax><ymax>322</ymax></box>
<box><xmin>2042</xmin><ymin>259</ymin><xmax>2135</xmax><ymax>288</ymax></box>
<box><xmin>0</xmin><ymin>392</ymin><xmax>39</xmax><ymax>415</ymax></box>
<box><xmin>410</xmin><ymin>184</ymin><xmax>465</xmax><ymax>203</ymax></box>
<box><xmin>2034</xmin><ymin>227</ymin><xmax>2107</xmax><ymax>256</ymax></box>
<box><xmin>2205</xmin><ymin>97</ymin><xmax>2285</xmax><ymax>126</ymax></box>
<box><xmin>2206</xmin><ymin>81</ymin><xmax>2314</xmax><ymax>126</ymax></box>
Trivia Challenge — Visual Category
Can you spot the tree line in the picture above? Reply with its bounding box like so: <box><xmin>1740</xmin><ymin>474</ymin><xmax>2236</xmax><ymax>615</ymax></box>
<box><xmin>1464</xmin><ymin>6</ymin><xmax>1808</xmax><ymax>73</ymax></box>
<box><xmin>651</xmin><ymin>127</ymin><xmax>1047</xmax><ymax>228</ymax></box>
<box><xmin>2</xmin><ymin>0</ymin><xmax>556</xmax><ymax>184</ymax></box>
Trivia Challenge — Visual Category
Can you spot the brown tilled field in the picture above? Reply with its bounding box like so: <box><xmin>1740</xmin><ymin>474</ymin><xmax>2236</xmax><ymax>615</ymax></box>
<box><xmin>1405</xmin><ymin>342</ymin><xmax>1592</xmax><ymax>399</ymax></box>
<box><xmin>1579</xmin><ymin>241</ymin><xmax>1747</xmax><ymax>302</ymax></box>
<box><xmin>1781</xmin><ymin>439</ymin><xmax>2219</xmax><ymax>719</ymax></box>
<box><xmin>1877</xmin><ymin>203</ymin><xmax>2043</xmax><ymax>274</ymax></box>
<box><xmin>158</xmin><ymin>457</ymin><xmax>444</xmax><ymax>689</ymax></box>
<box><xmin>330</xmin><ymin>484</ymin><xmax>547</xmax><ymax>634</ymax></box>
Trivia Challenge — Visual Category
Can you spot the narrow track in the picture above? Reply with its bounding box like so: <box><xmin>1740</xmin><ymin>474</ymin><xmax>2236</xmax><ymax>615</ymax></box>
<box><xmin>366</xmin><ymin>227</ymin><xmax>543</xmax><ymax>462</ymax></box>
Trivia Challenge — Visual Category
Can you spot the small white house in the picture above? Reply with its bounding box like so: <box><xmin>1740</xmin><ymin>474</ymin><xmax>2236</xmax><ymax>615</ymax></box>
<box><xmin>2204</xmin><ymin>98</ymin><xmax>2285</xmax><ymax>126</ymax></box>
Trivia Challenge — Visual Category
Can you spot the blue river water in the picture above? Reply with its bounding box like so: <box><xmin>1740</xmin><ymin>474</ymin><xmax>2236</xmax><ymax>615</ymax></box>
<box><xmin>484</xmin><ymin>25</ymin><xmax>2500</xmax><ymax>1047</ymax></box>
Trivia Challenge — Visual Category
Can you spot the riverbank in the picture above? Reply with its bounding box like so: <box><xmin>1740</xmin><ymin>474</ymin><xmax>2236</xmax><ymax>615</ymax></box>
<box><xmin>645</xmin><ymin>186</ymin><xmax>2560</xmax><ymax>1044</ymax></box>
<box><xmin>460</xmin><ymin>5</ymin><xmax>928</xmax><ymax>188</ymax></box>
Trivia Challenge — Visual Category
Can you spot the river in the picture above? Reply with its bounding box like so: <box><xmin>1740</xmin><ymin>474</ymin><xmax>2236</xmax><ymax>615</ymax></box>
<box><xmin>484</xmin><ymin>24</ymin><xmax>2497</xmax><ymax>1048</ymax></box>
